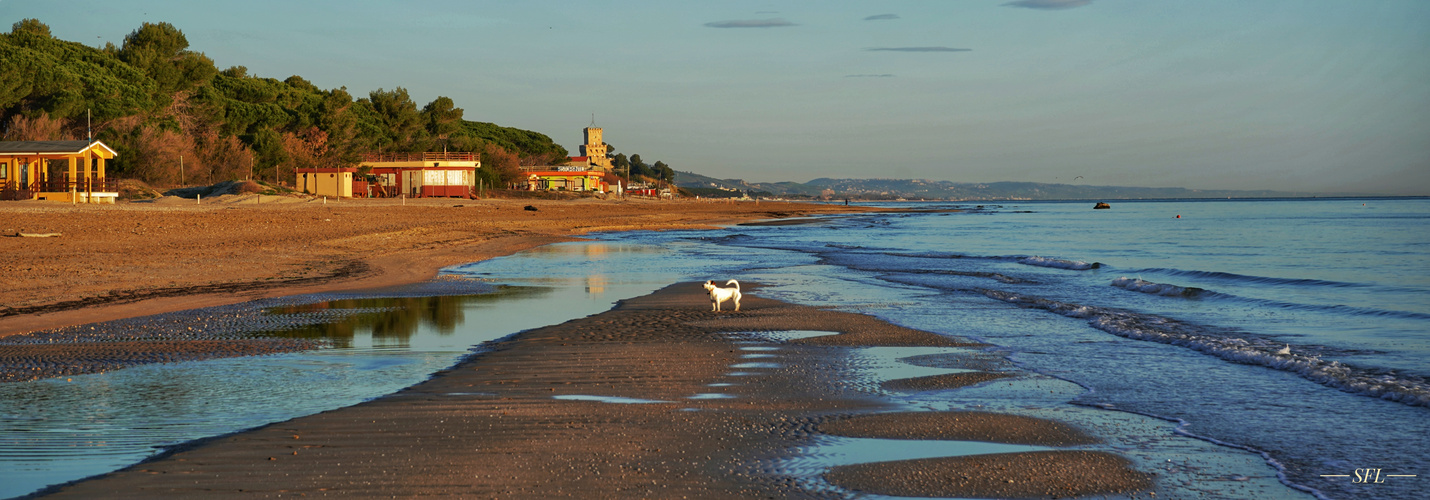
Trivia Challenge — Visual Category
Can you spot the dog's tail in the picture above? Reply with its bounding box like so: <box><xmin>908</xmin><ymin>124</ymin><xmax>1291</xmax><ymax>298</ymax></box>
<box><xmin>725</xmin><ymin>279</ymin><xmax>740</xmax><ymax>290</ymax></box>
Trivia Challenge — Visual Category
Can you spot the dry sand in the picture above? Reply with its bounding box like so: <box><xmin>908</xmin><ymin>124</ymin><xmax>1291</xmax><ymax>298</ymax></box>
<box><xmin>0</xmin><ymin>196</ymin><xmax>870</xmax><ymax>337</ymax></box>
<box><xmin>34</xmin><ymin>283</ymin><xmax>1152</xmax><ymax>499</ymax></box>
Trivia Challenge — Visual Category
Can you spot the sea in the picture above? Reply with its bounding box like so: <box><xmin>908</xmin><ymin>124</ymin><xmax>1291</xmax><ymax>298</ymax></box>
<box><xmin>1</xmin><ymin>197</ymin><xmax>1426</xmax><ymax>499</ymax></box>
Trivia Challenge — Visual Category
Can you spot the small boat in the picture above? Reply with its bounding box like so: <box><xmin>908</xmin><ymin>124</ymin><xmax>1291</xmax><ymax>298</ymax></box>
<box><xmin>1093</xmin><ymin>202</ymin><xmax>1111</xmax><ymax>209</ymax></box>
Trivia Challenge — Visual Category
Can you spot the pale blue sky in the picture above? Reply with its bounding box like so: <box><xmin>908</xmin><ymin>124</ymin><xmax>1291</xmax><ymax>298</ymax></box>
<box><xmin>5</xmin><ymin>0</ymin><xmax>1428</xmax><ymax>194</ymax></box>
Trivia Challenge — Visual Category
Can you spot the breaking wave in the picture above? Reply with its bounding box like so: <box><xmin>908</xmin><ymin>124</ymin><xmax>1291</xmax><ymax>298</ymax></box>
<box><xmin>977</xmin><ymin>289</ymin><xmax>1430</xmax><ymax>408</ymax></box>
<box><xmin>1018</xmin><ymin>256</ymin><xmax>1101</xmax><ymax>270</ymax></box>
<box><xmin>1131</xmin><ymin>268</ymin><xmax>1365</xmax><ymax>289</ymax></box>
<box><xmin>1111</xmin><ymin>277</ymin><xmax>1205</xmax><ymax>297</ymax></box>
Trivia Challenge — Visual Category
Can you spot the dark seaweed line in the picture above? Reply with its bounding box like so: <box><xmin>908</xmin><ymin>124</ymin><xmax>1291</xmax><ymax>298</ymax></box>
<box><xmin>0</xmin><ymin>261</ymin><xmax>369</xmax><ymax>319</ymax></box>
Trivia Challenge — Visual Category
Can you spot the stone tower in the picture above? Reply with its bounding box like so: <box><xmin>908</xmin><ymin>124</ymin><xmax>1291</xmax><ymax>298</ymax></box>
<box><xmin>581</xmin><ymin>127</ymin><xmax>611</xmax><ymax>170</ymax></box>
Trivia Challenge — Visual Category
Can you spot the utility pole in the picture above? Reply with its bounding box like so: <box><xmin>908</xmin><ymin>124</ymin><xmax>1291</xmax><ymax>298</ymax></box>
<box><xmin>180</xmin><ymin>155</ymin><xmax>184</xmax><ymax>185</ymax></box>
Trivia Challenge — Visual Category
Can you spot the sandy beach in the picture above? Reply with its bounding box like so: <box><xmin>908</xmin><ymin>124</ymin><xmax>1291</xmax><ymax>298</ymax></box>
<box><xmin>0</xmin><ymin>196</ymin><xmax>868</xmax><ymax>337</ymax></box>
<box><xmin>32</xmin><ymin>283</ymin><xmax>1151</xmax><ymax>499</ymax></box>
<box><xmin>3</xmin><ymin>197</ymin><xmax>1159</xmax><ymax>498</ymax></box>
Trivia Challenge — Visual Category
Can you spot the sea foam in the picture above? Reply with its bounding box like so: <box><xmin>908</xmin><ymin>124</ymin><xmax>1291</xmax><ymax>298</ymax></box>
<box><xmin>1018</xmin><ymin>256</ymin><xmax>1101</xmax><ymax>270</ymax></box>
<box><xmin>1110</xmin><ymin>277</ymin><xmax>1204</xmax><ymax>297</ymax></box>
<box><xmin>978</xmin><ymin>289</ymin><xmax>1430</xmax><ymax>408</ymax></box>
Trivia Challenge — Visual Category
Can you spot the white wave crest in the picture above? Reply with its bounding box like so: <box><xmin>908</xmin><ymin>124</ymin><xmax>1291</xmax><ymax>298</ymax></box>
<box><xmin>978</xmin><ymin>289</ymin><xmax>1430</xmax><ymax>408</ymax></box>
<box><xmin>1111</xmin><ymin>277</ymin><xmax>1203</xmax><ymax>297</ymax></box>
<box><xmin>1018</xmin><ymin>256</ymin><xmax>1100</xmax><ymax>270</ymax></box>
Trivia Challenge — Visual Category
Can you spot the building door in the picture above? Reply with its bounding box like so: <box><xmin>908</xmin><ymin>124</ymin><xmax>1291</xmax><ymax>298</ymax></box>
<box><xmin>404</xmin><ymin>170</ymin><xmax>422</xmax><ymax>197</ymax></box>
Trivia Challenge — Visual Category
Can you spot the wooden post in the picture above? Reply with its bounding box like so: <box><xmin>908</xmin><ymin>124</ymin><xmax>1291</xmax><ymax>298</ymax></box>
<box><xmin>67</xmin><ymin>155</ymin><xmax>78</xmax><ymax>203</ymax></box>
<box><xmin>84</xmin><ymin>149</ymin><xmax>92</xmax><ymax>203</ymax></box>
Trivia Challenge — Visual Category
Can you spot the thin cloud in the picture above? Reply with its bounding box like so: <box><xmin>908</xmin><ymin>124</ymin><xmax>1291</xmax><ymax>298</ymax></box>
<box><xmin>864</xmin><ymin>14</ymin><xmax>900</xmax><ymax>21</ymax></box>
<box><xmin>704</xmin><ymin>18</ymin><xmax>797</xmax><ymax>28</ymax></box>
<box><xmin>865</xmin><ymin>47</ymin><xmax>971</xmax><ymax>53</ymax></box>
<box><xmin>1003</xmin><ymin>0</ymin><xmax>1093</xmax><ymax>10</ymax></box>
<box><xmin>846</xmin><ymin>74</ymin><xmax>896</xmax><ymax>78</ymax></box>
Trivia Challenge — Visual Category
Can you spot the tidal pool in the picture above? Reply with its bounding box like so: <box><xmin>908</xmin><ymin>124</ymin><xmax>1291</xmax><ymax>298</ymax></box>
<box><xmin>0</xmin><ymin>242</ymin><xmax>690</xmax><ymax>498</ymax></box>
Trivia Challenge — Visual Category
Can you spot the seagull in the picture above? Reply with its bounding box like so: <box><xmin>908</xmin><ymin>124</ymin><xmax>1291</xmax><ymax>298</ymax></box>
<box><xmin>1275</xmin><ymin>344</ymin><xmax>1291</xmax><ymax>355</ymax></box>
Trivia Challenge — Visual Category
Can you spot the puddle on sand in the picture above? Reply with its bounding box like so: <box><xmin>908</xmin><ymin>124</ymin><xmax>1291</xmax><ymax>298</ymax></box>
<box><xmin>552</xmin><ymin>395</ymin><xmax>670</xmax><ymax>404</ymax></box>
<box><xmin>731</xmin><ymin>362</ymin><xmax>782</xmax><ymax>369</ymax></box>
<box><xmin>745</xmin><ymin>330</ymin><xmax>840</xmax><ymax>341</ymax></box>
<box><xmin>741</xmin><ymin>353</ymin><xmax>778</xmax><ymax>359</ymax></box>
<box><xmin>845</xmin><ymin>346</ymin><xmax>981</xmax><ymax>387</ymax></box>
<box><xmin>688</xmin><ymin>393</ymin><xmax>737</xmax><ymax>400</ymax></box>
<box><xmin>794</xmin><ymin>435</ymin><xmax>1051</xmax><ymax>468</ymax></box>
<box><xmin>0</xmin><ymin>241</ymin><xmax>693</xmax><ymax>499</ymax></box>
<box><xmin>762</xmin><ymin>435</ymin><xmax>1053</xmax><ymax>495</ymax></box>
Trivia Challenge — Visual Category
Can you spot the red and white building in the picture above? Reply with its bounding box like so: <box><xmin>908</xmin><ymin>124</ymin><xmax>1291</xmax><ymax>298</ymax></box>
<box><xmin>297</xmin><ymin>152</ymin><xmax>481</xmax><ymax>198</ymax></box>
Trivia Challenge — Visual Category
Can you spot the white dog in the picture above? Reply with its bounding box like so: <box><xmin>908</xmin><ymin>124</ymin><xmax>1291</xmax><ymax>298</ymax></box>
<box><xmin>704</xmin><ymin>279</ymin><xmax>742</xmax><ymax>311</ymax></box>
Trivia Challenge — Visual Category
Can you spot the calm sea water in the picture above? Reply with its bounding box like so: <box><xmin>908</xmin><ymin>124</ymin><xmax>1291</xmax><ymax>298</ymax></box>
<box><xmin>2</xmin><ymin>198</ymin><xmax>1425</xmax><ymax>499</ymax></box>
<box><xmin>609</xmin><ymin>197</ymin><xmax>1426</xmax><ymax>500</ymax></box>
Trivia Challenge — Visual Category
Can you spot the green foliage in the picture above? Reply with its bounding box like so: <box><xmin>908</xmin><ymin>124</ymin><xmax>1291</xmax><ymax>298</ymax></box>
<box><xmin>1</xmin><ymin>19</ymin><xmax>572</xmax><ymax>187</ymax></box>
<box><xmin>365</xmin><ymin>87</ymin><xmax>425</xmax><ymax>151</ymax></box>
<box><xmin>118</xmin><ymin>22</ymin><xmax>216</xmax><ymax>100</ymax></box>
<box><xmin>458</xmin><ymin>121</ymin><xmax>568</xmax><ymax>160</ymax></box>
<box><xmin>422</xmin><ymin>96</ymin><xmax>463</xmax><ymax>140</ymax></box>
<box><xmin>652</xmin><ymin>161</ymin><xmax>674</xmax><ymax>182</ymax></box>
<box><xmin>1</xmin><ymin>21</ymin><xmax>156</xmax><ymax>120</ymax></box>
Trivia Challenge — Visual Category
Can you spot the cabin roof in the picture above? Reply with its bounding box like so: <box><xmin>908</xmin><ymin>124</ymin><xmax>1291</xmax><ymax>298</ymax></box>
<box><xmin>0</xmin><ymin>140</ymin><xmax>118</xmax><ymax>156</ymax></box>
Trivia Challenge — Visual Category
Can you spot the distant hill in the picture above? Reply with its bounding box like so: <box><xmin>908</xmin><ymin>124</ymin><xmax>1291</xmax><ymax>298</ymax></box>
<box><xmin>675</xmin><ymin>171</ymin><xmax>1323</xmax><ymax>200</ymax></box>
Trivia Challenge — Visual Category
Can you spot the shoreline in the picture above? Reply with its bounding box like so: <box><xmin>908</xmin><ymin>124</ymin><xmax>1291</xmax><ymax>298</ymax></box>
<box><xmin>34</xmin><ymin>283</ymin><xmax>1154</xmax><ymax>499</ymax></box>
<box><xmin>0</xmin><ymin>197</ymin><xmax>876</xmax><ymax>337</ymax></box>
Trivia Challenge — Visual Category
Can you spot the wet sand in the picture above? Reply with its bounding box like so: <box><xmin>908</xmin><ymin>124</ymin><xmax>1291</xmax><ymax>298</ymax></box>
<box><xmin>34</xmin><ymin>283</ymin><xmax>1154</xmax><ymax>499</ymax></box>
<box><xmin>1</xmin><ymin>197</ymin><xmax>872</xmax><ymax>337</ymax></box>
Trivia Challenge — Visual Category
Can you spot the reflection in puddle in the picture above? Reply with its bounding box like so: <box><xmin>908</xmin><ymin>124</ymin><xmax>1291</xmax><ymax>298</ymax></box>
<box><xmin>688</xmin><ymin>393</ymin><xmax>737</xmax><ymax>400</ymax></box>
<box><xmin>748</xmin><ymin>330</ymin><xmax>839</xmax><ymax>341</ymax></box>
<box><xmin>741</xmin><ymin>353</ymin><xmax>778</xmax><ymax>359</ymax></box>
<box><xmin>740</xmin><ymin>346</ymin><xmax>781</xmax><ymax>351</ymax></box>
<box><xmin>553</xmin><ymin>395</ymin><xmax>670</xmax><ymax>404</ymax></box>
<box><xmin>780</xmin><ymin>435</ymin><xmax>1051</xmax><ymax>475</ymax></box>
<box><xmin>264</xmin><ymin>287</ymin><xmax>548</xmax><ymax>348</ymax></box>
<box><xmin>708</xmin><ymin>383</ymin><xmax>739</xmax><ymax>387</ymax></box>
<box><xmin>0</xmin><ymin>240</ymin><xmax>693</xmax><ymax>499</ymax></box>
<box><xmin>731</xmin><ymin>362</ymin><xmax>782</xmax><ymax>369</ymax></box>
<box><xmin>847</xmin><ymin>347</ymin><xmax>979</xmax><ymax>386</ymax></box>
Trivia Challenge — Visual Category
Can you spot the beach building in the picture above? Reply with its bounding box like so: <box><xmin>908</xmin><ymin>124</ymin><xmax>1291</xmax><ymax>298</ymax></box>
<box><xmin>518</xmin><ymin>164</ymin><xmax>609</xmax><ymax>192</ymax></box>
<box><xmin>579</xmin><ymin>126</ymin><xmax>611</xmax><ymax>170</ymax></box>
<box><xmin>517</xmin><ymin>126</ymin><xmax>614</xmax><ymax>192</ymax></box>
<box><xmin>296</xmin><ymin>167</ymin><xmax>356</xmax><ymax>198</ymax></box>
<box><xmin>296</xmin><ymin>152</ymin><xmax>481</xmax><ymax>198</ymax></box>
<box><xmin>0</xmin><ymin>140</ymin><xmax>119</xmax><ymax>203</ymax></box>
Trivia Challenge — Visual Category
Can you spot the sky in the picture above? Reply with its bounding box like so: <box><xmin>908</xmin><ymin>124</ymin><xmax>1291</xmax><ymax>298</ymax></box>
<box><xmin>4</xmin><ymin>0</ymin><xmax>1428</xmax><ymax>194</ymax></box>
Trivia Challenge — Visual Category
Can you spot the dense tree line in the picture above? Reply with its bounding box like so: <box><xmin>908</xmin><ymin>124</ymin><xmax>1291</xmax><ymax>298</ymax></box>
<box><xmin>607</xmin><ymin>149</ymin><xmax>674</xmax><ymax>184</ymax></box>
<box><xmin>0</xmin><ymin>19</ymin><xmax>567</xmax><ymax>187</ymax></box>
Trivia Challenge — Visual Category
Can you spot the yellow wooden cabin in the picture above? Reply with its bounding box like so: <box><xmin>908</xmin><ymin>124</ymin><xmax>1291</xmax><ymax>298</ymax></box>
<box><xmin>0</xmin><ymin>140</ymin><xmax>119</xmax><ymax>203</ymax></box>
